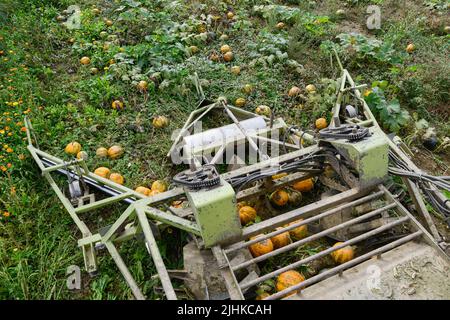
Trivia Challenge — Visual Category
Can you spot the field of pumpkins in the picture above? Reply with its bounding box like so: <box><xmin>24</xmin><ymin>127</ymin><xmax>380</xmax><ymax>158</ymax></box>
<box><xmin>0</xmin><ymin>0</ymin><xmax>449</xmax><ymax>300</ymax></box>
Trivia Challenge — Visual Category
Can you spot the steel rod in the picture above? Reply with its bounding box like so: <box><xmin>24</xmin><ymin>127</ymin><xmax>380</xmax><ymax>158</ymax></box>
<box><xmin>232</xmin><ymin>202</ymin><xmax>397</xmax><ymax>271</ymax></box>
<box><xmin>239</xmin><ymin>216</ymin><xmax>409</xmax><ymax>290</ymax></box>
<box><xmin>226</xmin><ymin>190</ymin><xmax>385</xmax><ymax>253</ymax></box>
<box><xmin>264</xmin><ymin>231</ymin><xmax>422</xmax><ymax>300</ymax></box>
<box><xmin>136</xmin><ymin>208</ymin><xmax>177</xmax><ymax>300</ymax></box>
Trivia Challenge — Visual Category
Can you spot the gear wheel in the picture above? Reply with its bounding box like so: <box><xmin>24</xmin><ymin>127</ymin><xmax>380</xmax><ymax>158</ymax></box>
<box><xmin>319</xmin><ymin>124</ymin><xmax>370</xmax><ymax>141</ymax></box>
<box><xmin>173</xmin><ymin>165</ymin><xmax>220</xmax><ymax>190</ymax></box>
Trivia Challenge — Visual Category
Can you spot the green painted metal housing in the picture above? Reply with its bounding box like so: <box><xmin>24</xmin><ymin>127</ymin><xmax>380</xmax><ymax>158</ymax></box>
<box><xmin>329</xmin><ymin>127</ymin><xmax>389</xmax><ymax>189</ymax></box>
<box><xmin>186</xmin><ymin>179</ymin><xmax>242</xmax><ymax>248</ymax></box>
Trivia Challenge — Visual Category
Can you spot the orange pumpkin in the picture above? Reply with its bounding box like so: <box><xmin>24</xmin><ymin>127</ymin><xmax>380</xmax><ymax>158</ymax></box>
<box><xmin>315</xmin><ymin>118</ymin><xmax>327</xmax><ymax>129</ymax></box>
<box><xmin>288</xmin><ymin>86</ymin><xmax>301</xmax><ymax>97</ymax></box>
<box><xmin>239</xmin><ymin>206</ymin><xmax>257</xmax><ymax>225</ymax></box>
<box><xmin>223</xmin><ymin>51</ymin><xmax>234</xmax><ymax>62</ymax></box>
<box><xmin>135</xmin><ymin>186</ymin><xmax>151</xmax><ymax>196</ymax></box>
<box><xmin>270</xmin><ymin>189</ymin><xmax>289</xmax><ymax>206</ymax></box>
<box><xmin>107</xmin><ymin>145</ymin><xmax>124</xmax><ymax>159</ymax></box>
<box><xmin>276</xmin><ymin>270</ymin><xmax>305</xmax><ymax>294</ymax></box>
<box><xmin>271</xmin><ymin>228</ymin><xmax>291</xmax><ymax>249</ymax></box>
<box><xmin>292</xmin><ymin>178</ymin><xmax>314</xmax><ymax>192</ymax></box>
<box><xmin>287</xmin><ymin>219</ymin><xmax>308</xmax><ymax>240</ymax></box>
<box><xmin>96</xmin><ymin>147</ymin><xmax>108</xmax><ymax>158</ymax></box>
<box><xmin>220</xmin><ymin>45</ymin><xmax>231</xmax><ymax>54</ymax></box>
<box><xmin>65</xmin><ymin>142</ymin><xmax>81</xmax><ymax>155</ymax></box>
<box><xmin>331</xmin><ymin>242</ymin><xmax>354</xmax><ymax>264</ymax></box>
<box><xmin>109</xmin><ymin>173</ymin><xmax>124</xmax><ymax>185</ymax></box>
<box><xmin>249</xmin><ymin>235</ymin><xmax>274</xmax><ymax>258</ymax></box>
<box><xmin>94</xmin><ymin>167</ymin><xmax>111</xmax><ymax>178</ymax></box>
<box><xmin>151</xmin><ymin>180</ymin><xmax>167</xmax><ymax>193</ymax></box>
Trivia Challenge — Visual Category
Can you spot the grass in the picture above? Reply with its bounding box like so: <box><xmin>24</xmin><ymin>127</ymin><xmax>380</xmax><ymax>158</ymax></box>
<box><xmin>0</xmin><ymin>0</ymin><xmax>448</xmax><ymax>299</ymax></box>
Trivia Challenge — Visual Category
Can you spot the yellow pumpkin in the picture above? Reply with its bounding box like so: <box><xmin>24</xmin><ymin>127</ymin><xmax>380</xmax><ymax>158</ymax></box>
<box><xmin>315</xmin><ymin>118</ymin><xmax>327</xmax><ymax>130</ymax></box>
<box><xmin>107</xmin><ymin>145</ymin><xmax>124</xmax><ymax>159</ymax></box>
<box><xmin>149</xmin><ymin>189</ymin><xmax>161</xmax><ymax>196</ymax></box>
<box><xmin>230</xmin><ymin>66</ymin><xmax>241</xmax><ymax>75</ymax></box>
<box><xmin>189</xmin><ymin>46</ymin><xmax>199</xmax><ymax>54</ymax></box>
<box><xmin>406</xmin><ymin>43</ymin><xmax>415</xmax><ymax>53</ymax></box>
<box><xmin>223</xmin><ymin>51</ymin><xmax>234</xmax><ymax>62</ymax></box>
<box><xmin>152</xmin><ymin>115</ymin><xmax>169</xmax><ymax>128</ymax></box>
<box><xmin>270</xmin><ymin>189</ymin><xmax>289</xmax><ymax>206</ymax></box>
<box><xmin>287</xmin><ymin>219</ymin><xmax>308</xmax><ymax>240</ymax></box>
<box><xmin>249</xmin><ymin>235</ymin><xmax>274</xmax><ymax>258</ymax></box>
<box><xmin>292</xmin><ymin>178</ymin><xmax>314</xmax><ymax>192</ymax></box>
<box><xmin>331</xmin><ymin>242</ymin><xmax>354</xmax><ymax>264</ymax></box>
<box><xmin>271</xmin><ymin>228</ymin><xmax>291</xmax><ymax>249</ymax></box>
<box><xmin>272</xmin><ymin>172</ymin><xmax>287</xmax><ymax>180</ymax></box>
<box><xmin>65</xmin><ymin>142</ymin><xmax>81</xmax><ymax>155</ymax></box>
<box><xmin>227</xmin><ymin>11</ymin><xmax>234</xmax><ymax>19</ymax></box>
<box><xmin>137</xmin><ymin>80</ymin><xmax>148</xmax><ymax>91</ymax></box>
<box><xmin>276</xmin><ymin>22</ymin><xmax>286</xmax><ymax>29</ymax></box>
<box><xmin>94</xmin><ymin>167</ymin><xmax>111</xmax><ymax>178</ymax></box>
<box><xmin>135</xmin><ymin>186</ymin><xmax>152</xmax><ymax>196</ymax></box>
<box><xmin>288</xmin><ymin>86</ymin><xmax>301</xmax><ymax>97</ymax></box>
<box><xmin>242</xmin><ymin>84</ymin><xmax>253</xmax><ymax>94</ymax></box>
<box><xmin>80</xmin><ymin>56</ymin><xmax>91</xmax><ymax>65</ymax></box>
<box><xmin>239</xmin><ymin>206</ymin><xmax>257</xmax><ymax>225</ymax></box>
<box><xmin>210</xmin><ymin>52</ymin><xmax>220</xmax><ymax>62</ymax></box>
<box><xmin>151</xmin><ymin>180</ymin><xmax>167</xmax><ymax>193</ymax></box>
<box><xmin>255</xmin><ymin>105</ymin><xmax>271</xmax><ymax>117</ymax></box>
<box><xmin>96</xmin><ymin>147</ymin><xmax>108</xmax><ymax>158</ymax></box>
<box><xmin>305</xmin><ymin>84</ymin><xmax>317</xmax><ymax>94</ymax></box>
<box><xmin>111</xmin><ymin>100</ymin><xmax>124</xmax><ymax>110</ymax></box>
<box><xmin>109</xmin><ymin>173</ymin><xmax>124</xmax><ymax>185</ymax></box>
<box><xmin>276</xmin><ymin>270</ymin><xmax>305</xmax><ymax>294</ymax></box>
<box><xmin>235</xmin><ymin>98</ymin><xmax>246</xmax><ymax>107</ymax></box>
<box><xmin>220</xmin><ymin>45</ymin><xmax>231</xmax><ymax>54</ymax></box>
<box><xmin>76</xmin><ymin>151</ymin><xmax>88</xmax><ymax>161</ymax></box>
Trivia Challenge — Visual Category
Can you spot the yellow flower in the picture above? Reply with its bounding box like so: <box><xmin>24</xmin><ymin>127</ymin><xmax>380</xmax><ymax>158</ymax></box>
<box><xmin>0</xmin><ymin>166</ymin><xmax>6</xmax><ymax>172</ymax></box>
<box><xmin>12</xmin><ymin>102</ymin><xmax>18</xmax><ymax>106</ymax></box>
<box><xmin>6</xmin><ymin>148</ymin><xmax>13</xmax><ymax>153</ymax></box>
<box><xmin>363</xmin><ymin>89</ymin><xmax>372</xmax><ymax>97</ymax></box>
<box><xmin>3</xmin><ymin>211</ymin><xmax>10</xmax><ymax>217</ymax></box>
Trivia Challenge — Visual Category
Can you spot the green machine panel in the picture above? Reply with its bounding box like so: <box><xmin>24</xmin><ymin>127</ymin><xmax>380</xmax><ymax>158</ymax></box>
<box><xmin>186</xmin><ymin>178</ymin><xmax>242</xmax><ymax>248</ymax></box>
<box><xmin>329</xmin><ymin>127</ymin><xmax>389</xmax><ymax>189</ymax></box>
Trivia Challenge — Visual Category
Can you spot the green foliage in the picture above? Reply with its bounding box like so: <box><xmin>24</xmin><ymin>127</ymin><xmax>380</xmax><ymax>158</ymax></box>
<box><xmin>364</xmin><ymin>84</ymin><xmax>411</xmax><ymax>133</ymax></box>
<box><xmin>321</xmin><ymin>33</ymin><xmax>405</xmax><ymax>65</ymax></box>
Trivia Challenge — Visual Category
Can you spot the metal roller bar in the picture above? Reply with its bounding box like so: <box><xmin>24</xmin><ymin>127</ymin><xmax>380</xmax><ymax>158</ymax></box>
<box><xmin>240</xmin><ymin>216</ymin><xmax>409</xmax><ymax>290</ymax></box>
<box><xmin>226</xmin><ymin>190</ymin><xmax>385</xmax><ymax>253</ymax></box>
<box><xmin>242</xmin><ymin>187</ymin><xmax>370</xmax><ymax>239</ymax></box>
<box><xmin>241</xmin><ymin>188</ymin><xmax>376</xmax><ymax>242</ymax></box>
<box><xmin>231</xmin><ymin>202</ymin><xmax>397</xmax><ymax>272</ymax></box>
<box><xmin>264</xmin><ymin>230</ymin><xmax>423</xmax><ymax>300</ymax></box>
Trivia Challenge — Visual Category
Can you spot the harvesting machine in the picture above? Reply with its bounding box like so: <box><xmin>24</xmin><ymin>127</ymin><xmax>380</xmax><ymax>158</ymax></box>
<box><xmin>25</xmin><ymin>56</ymin><xmax>450</xmax><ymax>300</ymax></box>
